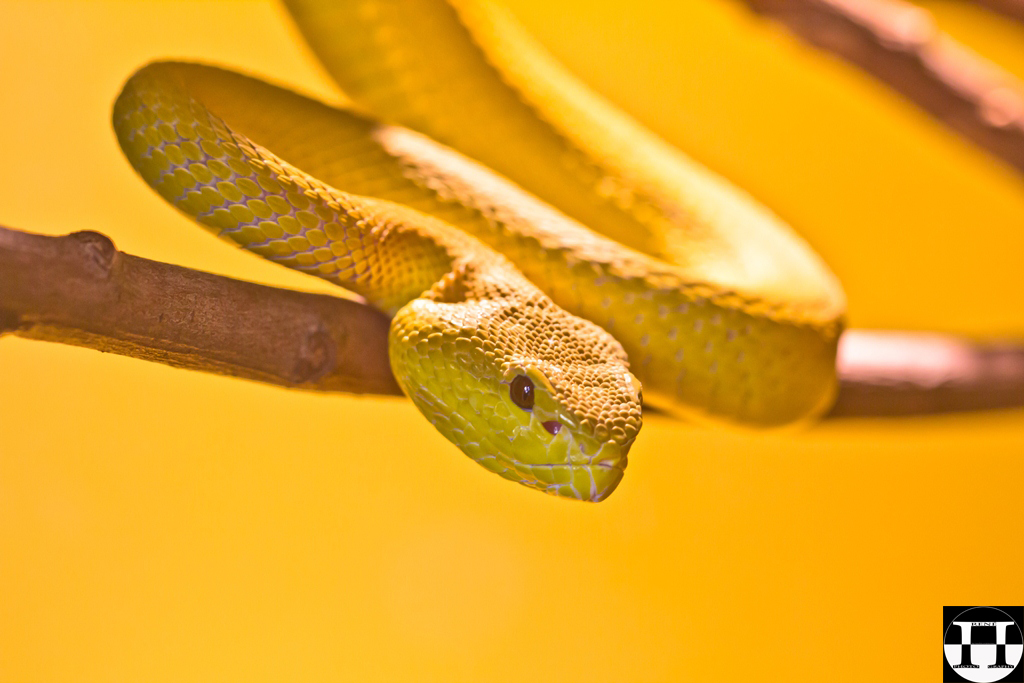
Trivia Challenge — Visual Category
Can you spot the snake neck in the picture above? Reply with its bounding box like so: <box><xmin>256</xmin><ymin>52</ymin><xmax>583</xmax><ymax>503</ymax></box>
<box><xmin>115</xmin><ymin>62</ymin><xmax>482</xmax><ymax>317</ymax></box>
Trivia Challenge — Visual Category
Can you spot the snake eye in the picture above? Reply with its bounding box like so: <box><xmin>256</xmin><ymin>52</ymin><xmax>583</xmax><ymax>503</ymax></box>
<box><xmin>509</xmin><ymin>375</ymin><xmax>535</xmax><ymax>411</ymax></box>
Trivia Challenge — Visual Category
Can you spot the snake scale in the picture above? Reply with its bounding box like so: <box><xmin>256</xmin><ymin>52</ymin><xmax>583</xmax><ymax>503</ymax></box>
<box><xmin>112</xmin><ymin>0</ymin><xmax>846</xmax><ymax>502</ymax></box>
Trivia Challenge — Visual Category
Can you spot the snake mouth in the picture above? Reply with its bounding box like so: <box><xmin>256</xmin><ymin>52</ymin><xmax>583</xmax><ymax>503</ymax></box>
<box><xmin>524</xmin><ymin>463</ymin><xmax>625</xmax><ymax>502</ymax></box>
<box><xmin>589</xmin><ymin>464</ymin><xmax>625</xmax><ymax>502</ymax></box>
<box><xmin>509</xmin><ymin>435</ymin><xmax>630</xmax><ymax>502</ymax></box>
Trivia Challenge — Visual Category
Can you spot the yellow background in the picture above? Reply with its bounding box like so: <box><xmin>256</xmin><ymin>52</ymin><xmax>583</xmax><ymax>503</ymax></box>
<box><xmin>1</xmin><ymin>1</ymin><xmax>1023</xmax><ymax>680</ymax></box>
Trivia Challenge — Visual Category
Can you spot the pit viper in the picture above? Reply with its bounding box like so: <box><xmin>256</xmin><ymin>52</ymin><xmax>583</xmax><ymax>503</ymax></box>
<box><xmin>112</xmin><ymin>0</ymin><xmax>846</xmax><ymax>502</ymax></box>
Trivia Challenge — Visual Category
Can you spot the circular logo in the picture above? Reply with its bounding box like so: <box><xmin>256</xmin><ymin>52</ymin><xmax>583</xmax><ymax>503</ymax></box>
<box><xmin>944</xmin><ymin>607</ymin><xmax>1023</xmax><ymax>683</ymax></box>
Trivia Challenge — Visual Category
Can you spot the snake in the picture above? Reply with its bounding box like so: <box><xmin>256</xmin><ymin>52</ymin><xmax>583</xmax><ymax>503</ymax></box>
<box><xmin>111</xmin><ymin>0</ymin><xmax>846</xmax><ymax>502</ymax></box>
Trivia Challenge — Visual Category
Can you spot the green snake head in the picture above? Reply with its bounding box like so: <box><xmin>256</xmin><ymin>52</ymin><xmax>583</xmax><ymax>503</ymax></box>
<box><xmin>389</xmin><ymin>277</ymin><xmax>643</xmax><ymax>502</ymax></box>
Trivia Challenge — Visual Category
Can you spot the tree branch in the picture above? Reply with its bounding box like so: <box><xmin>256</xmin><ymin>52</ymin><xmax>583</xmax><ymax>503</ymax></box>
<box><xmin>964</xmin><ymin>0</ymin><xmax>1024</xmax><ymax>24</ymax></box>
<box><xmin>741</xmin><ymin>0</ymin><xmax>1024</xmax><ymax>174</ymax></box>
<box><xmin>828</xmin><ymin>329</ymin><xmax>1024</xmax><ymax>416</ymax></box>
<box><xmin>0</xmin><ymin>225</ymin><xmax>401</xmax><ymax>397</ymax></box>
<box><xmin>2</xmin><ymin>225</ymin><xmax>1021</xmax><ymax>419</ymax></box>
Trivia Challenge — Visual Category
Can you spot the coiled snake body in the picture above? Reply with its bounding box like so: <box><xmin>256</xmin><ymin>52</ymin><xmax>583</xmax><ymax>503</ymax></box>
<box><xmin>113</xmin><ymin>0</ymin><xmax>845</xmax><ymax>501</ymax></box>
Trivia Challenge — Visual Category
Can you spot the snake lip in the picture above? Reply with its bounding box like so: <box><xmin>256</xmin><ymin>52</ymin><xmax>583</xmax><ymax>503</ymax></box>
<box><xmin>588</xmin><ymin>463</ymin><xmax>626</xmax><ymax>502</ymax></box>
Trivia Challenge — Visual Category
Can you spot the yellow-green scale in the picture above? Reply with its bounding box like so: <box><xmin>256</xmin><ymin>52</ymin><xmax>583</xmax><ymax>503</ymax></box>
<box><xmin>284</xmin><ymin>0</ymin><xmax>844</xmax><ymax>322</ymax></box>
<box><xmin>282</xmin><ymin>0</ymin><xmax>667</xmax><ymax>258</ymax></box>
<box><xmin>113</xmin><ymin>63</ymin><xmax>467</xmax><ymax>317</ymax></box>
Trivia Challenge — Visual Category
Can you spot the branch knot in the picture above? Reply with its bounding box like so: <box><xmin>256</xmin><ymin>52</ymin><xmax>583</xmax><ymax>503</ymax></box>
<box><xmin>293</xmin><ymin>323</ymin><xmax>338</xmax><ymax>384</ymax></box>
<box><xmin>69</xmin><ymin>231</ymin><xmax>118</xmax><ymax>277</ymax></box>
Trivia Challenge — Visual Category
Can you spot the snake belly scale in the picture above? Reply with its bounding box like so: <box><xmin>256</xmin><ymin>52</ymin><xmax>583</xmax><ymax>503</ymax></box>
<box><xmin>113</xmin><ymin>0</ymin><xmax>846</xmax><ymax>501</ymax></box>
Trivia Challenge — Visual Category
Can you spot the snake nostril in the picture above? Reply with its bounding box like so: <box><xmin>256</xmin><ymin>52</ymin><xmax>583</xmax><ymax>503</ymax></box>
<box><xmin>541</xmin><ymin>420</ymin><xmax>562</xmax><ymax>436</ymax></box>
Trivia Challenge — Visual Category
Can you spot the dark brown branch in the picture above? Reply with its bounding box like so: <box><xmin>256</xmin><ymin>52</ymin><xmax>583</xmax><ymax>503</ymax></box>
<box><xmin>964</xmin><ymin>0</ymin><xmax>1024</xmax><ymax>23</ymax></box>
<box><xmin>0</xmin><ymin>225</ymin><xmax>401</xmax><ymax>396</ymax></box>
<box><xmin>2</xmin><ymin>226</ymin><xmax>1022</xmax><ymax>418</ymax></box>
<box><xmin>741</xmin><ymin>0</ymin><xmax>1024</xmax><ymax>174</ymax></box>
<box><xmin>829</xmin><ymin>329</ymin><xmax>1024</xmax><ymax>416</ymax></box>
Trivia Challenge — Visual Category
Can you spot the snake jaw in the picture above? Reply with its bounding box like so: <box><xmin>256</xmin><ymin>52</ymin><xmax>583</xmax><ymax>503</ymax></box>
<box><xmin>497</xmin><ymin>388</ymin><xmax>634</xmax><ymax>501</ymax></box>
<box><xmin>500</xmin><ymin>358</ymin><xmax>639</xmax><ymax>501</ymax></box>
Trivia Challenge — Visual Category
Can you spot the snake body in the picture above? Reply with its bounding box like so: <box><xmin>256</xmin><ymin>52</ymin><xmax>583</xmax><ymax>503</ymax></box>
<box><xmin>114</xmin><ymin>63</ymin><xmax>642</xmax><ymax>502</ymax></box>
<box><xmin>284</xmin><ymin>0</ymin><xmax>846</xmax><ymax>425</ymax></box>
<box><xmin>113</xmin><ymin>0</ymin><xmax>846</xmax><ymax>501</ymax></box>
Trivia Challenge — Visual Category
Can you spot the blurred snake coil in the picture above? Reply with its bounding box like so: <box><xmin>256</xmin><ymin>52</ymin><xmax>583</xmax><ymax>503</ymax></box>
<box><xmin>112</xmin><ymin>0</ymin><xmax>846</xmax><ymax>502</ymax></box>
